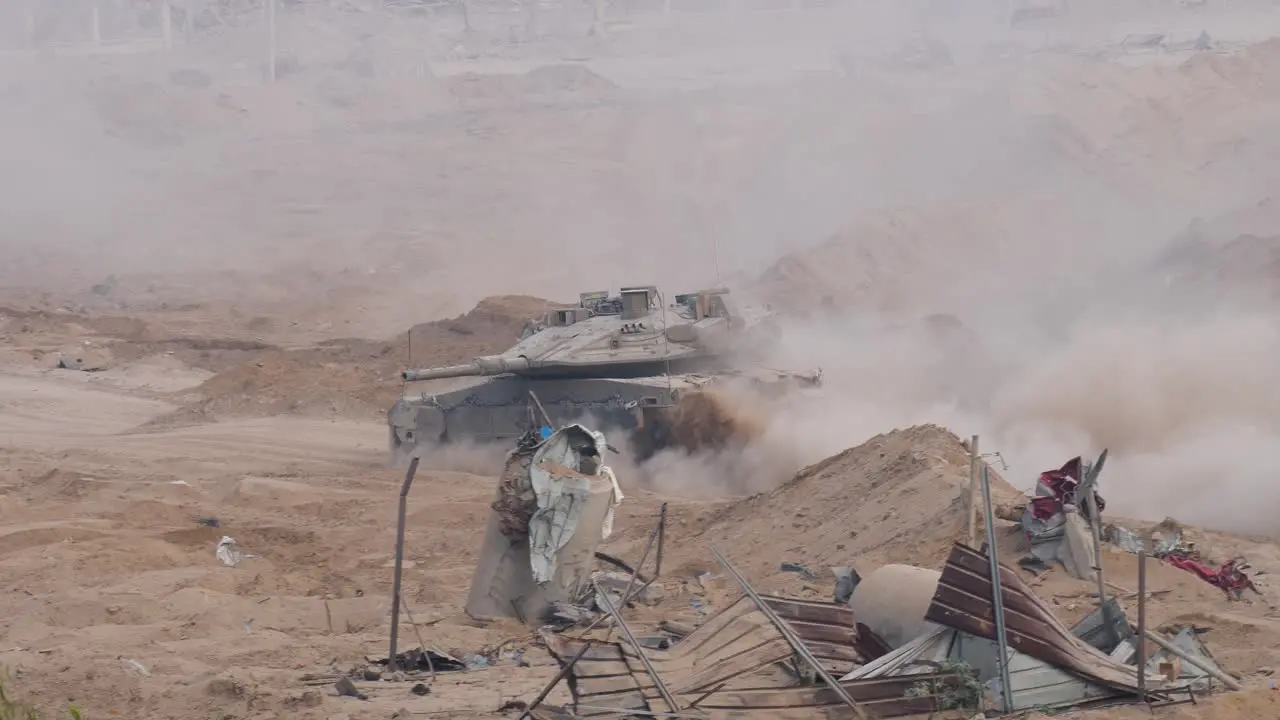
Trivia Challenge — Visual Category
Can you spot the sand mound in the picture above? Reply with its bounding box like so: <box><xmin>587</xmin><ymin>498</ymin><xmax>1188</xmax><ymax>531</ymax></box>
<box><xmin>181</xmin><ymin>294</ymin><xmax>557</xmax><ymax>420</ymax></box>
<box><xmin>694</xmin><ymin>424</ymin><xmax>1023</xmax><ymax>582</ymax></box>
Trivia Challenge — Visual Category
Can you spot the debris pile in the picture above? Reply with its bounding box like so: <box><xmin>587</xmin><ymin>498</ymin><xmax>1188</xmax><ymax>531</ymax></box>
<box><xmin>1001</xmin><ymin>455</ymin><xmax>1267</xmax><ymax>602</ymax></box>
<box><xmin>310</xmin><ymin>422</ymin><xmax>1266</xmax><ymax>718</ymax></box>
<box><xmin>1018</xmin><ymin>454</ymin><xmax>1107</xmax><ymax>580</ymax></box>
<box><xmin>1105</xmin><ymin>520</ymin><xmax>1267</xmax><ymax>601</ymax></box>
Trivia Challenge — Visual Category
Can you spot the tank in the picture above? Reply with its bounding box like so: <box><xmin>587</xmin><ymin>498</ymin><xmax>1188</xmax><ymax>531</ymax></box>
<box><xmin>388</xmin><ymin>286</ymin><xmax>822</xmax><ymax>463</ymax></box>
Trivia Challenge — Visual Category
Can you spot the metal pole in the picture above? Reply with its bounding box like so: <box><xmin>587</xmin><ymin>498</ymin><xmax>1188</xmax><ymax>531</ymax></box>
<box><xmin>527</xmin><ymin>510</ymin><xmax>668</xmax><ymax>717</ymax></box>
<box><xmin>528</xmin><ymin>390</ymin><xmax>552</xmax><ymax>428</ymax></box>
<box><xmin>398</xmin><ymin>592</ymin><xmax>436</xmax><ymax>683</ymax></box>
<box><xmin>388</xmin><ymin>456</ymin><xmax>420</xmax><ymax>672</ymax></box>
<box><xmin>1137</xmin><ymin>549</ymin><xmax>1147</xmax><ymax>702</ymax></box>
<box><xmin>967</xmin><ymin>435</ymin><xmax>979</xmax><ymax>547</ymax></box>
<box><xmin>711</xmin><ymin>547</ymin><xmax>870</xmax><ymax>720</ymax></box>
<box><xmin>654</xmin><ymin>503</ymin><xmax>667</xmax><ymax>578</ymax></box>
<box><xmin>981</xmin><ymin>464</ymin><xmax>1015</xmax><ymax>714</ymax></box>
<box><xmin>578</xmin><ymin>506</ymin><xmax>665</xmax><ymax>636</ymax></box>
<box><xmin>593</xmin><ymin>579</ymin><xmax>681</xmax><ymax>713</ymax></box>
<box><xmin>1081</xmin><ymin>450</ymin><xmax>1118</xmax><ymax>646</ymax></box>
<box><xmin>1142</xmin><ymin>629</ymin><xmax>1242</xmax><ymax>690</ymax></box>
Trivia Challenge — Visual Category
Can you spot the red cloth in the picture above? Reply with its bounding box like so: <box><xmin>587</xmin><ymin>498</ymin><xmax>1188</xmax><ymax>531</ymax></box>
<box><xmin>1030</xmin><ymin>456</ymin><xmax>1105</xmax><ymax>521</ymax></box>
<box><xmin>1161</xmin><ymin>553</ymin><xmax>1256</xmax><ymax>598</ymax></box>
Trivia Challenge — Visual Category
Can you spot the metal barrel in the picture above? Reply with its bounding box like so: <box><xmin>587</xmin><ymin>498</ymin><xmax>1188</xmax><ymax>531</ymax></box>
<box><xmin>401</xmin><ymin>355</ymin><xmax>530</xmax><ymax>382</ymax></box>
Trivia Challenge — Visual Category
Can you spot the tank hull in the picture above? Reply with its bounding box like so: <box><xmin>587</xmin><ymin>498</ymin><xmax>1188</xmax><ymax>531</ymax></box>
<box><xmin>388</xmin><ymin>368</ymin><xmax>821</xmax><ymax>464</ymax></box>
<box><xmin>389</xmin><ymin>375</ymin><xmax>680</xmax><ymax>462</ymax></box>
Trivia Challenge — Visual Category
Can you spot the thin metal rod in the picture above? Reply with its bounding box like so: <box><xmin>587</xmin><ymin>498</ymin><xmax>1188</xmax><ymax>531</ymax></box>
<box><xmin>530</xmin><ymin>509</ymin><xmax>668</xmax><ymax>716</ymax></box>
<box><xmin>967</xmin><ymin>435</ymin><xmax>979</xmax><ymax>547</ymax></box>
<box><xmin>593</xmin><ymin>578</ymin><xmax>681</xmax><ymax>713</ymax></box>
<box><xmin>1082</xmin><ymin>450</ymin><xmax>1119</xmax><ymax>647</ymax></box>
<box><xmin>518</xmin><ymin>642</ymin><xmax>591</xmax><ymax>720</ymax></box>
<box><xmin>654</xmin><ymin>503</ymin><xmax>667</xmax><ymax>578</ymax></box>
<box><xmin>388</xmin><ymin>456</ymin><xmax>420</xmax><ymax>672</ymax></box>
<box><xmin>710</xmin><ymin>547</ymin><xmax>870</xmax><ymax>720</ymax></box>
<box><xmin>577</xmin><ymin>506</ymin><xmax>665</xmax><ymax>636</ymax></box>
<box><xmin>981</xmin><ymin>464</ymin><xmax>1015</xmax><ymax>714</ymax></box>
<box><xmin>398</xmin><ymin>592</ymin><xmax>436</xmax><ymax>683</ymax></box>
<box><xmin>1137</xmin><ymin>549</ymin><xmax>1147</xmax><ymax>702</ymax></box>
<box><xmin>572</xmin><ymin>705</ymin><xmax>704</xmax><ymax>718</ymax></box>
<box><xmin>528</xmin><ymin>390</ymin><xmax>553</xmax><ymax>428</ymax></box>
<box><xmin>1142</xmin><ymin>629</ymin><xmax>1241</xmax><ymax>690</ymax></box>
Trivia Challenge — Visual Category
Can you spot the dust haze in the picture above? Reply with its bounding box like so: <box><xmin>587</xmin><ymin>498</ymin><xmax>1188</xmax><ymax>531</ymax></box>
<box><xmin>6</xmin><ymin>0</ymin><xmax>1280</xmax><ymax>540</ymax></box>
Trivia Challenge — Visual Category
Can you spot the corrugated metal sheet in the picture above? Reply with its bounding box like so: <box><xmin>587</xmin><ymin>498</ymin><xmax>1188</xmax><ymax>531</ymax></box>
<box><xmin>842</xmin><ymin>627</ymin><xmax>957</xmax><ymax>681</ymax></box>
<box><xmin>544</xmin><ymin>594</ymin><xmax>963</xmax><ymax>719</ymax></box>
<box><xmin>923</xmin><ymin>543</ymin><xmax>1159</xmax><ymax>694</ymax></box>
<box><xmin>991</xmin><ymin>643</ymin><xmax>1120</xmax><ymax>711</ymax></box>
<box><xmin>1147</xmin><ymin>627</ymin><xmax>1223</xmax><ymax>691</ymax></box>
<box><xmin>761</xmin><ymin>594</ymin><xmax>891</xmax><ymax>672</ymax></box>
<box><xmin>1070</xmin><ymin>597</ymin><xmax>1133</xmax><ymax>653</ymax></box>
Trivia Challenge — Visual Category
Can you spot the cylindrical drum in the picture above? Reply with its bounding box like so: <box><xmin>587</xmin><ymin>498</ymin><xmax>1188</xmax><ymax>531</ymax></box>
<box><xmin>848</xmin><ymin>564</ymin><xmax>943</xmax><ymax>649</ymax></box>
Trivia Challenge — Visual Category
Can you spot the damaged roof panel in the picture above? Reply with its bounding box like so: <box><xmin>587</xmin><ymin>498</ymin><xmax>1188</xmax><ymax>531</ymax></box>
<box><xmin>546</xmin><ymin>593</ymin><xmax>962</xmax><ymax>719</ymax></box>
<box><xmin>761</xmin><ymin>594</ymin><xmax>890</xmax><ymax>672</ymax></box>
<box><xmin>924</xmin><ymin>543</ymin><xmax>1155</xmax><ymax>694</ymax></box>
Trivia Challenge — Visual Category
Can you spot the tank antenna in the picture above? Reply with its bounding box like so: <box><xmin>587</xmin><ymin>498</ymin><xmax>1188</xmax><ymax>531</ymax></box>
<box><xmin>659</xmin><ymin>291</ymin><xmax>673</xmax><ymax>396</ymax></box>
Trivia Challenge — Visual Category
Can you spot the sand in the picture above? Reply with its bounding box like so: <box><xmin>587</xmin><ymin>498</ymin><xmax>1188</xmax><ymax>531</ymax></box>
<box><xmin>7</xmin><ymin>3</ymin><xmax>1280</xmax><ymax>718</ymax></box>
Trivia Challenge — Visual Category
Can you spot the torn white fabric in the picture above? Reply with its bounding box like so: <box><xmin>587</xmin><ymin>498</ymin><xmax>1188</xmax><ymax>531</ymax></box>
<box><xmin>600</xmin><ymin>465</ymin><xmax>624</xmax><ymax>540</ymax></box>
<box><xmin>588</xmin><ymin>428</ymin><xmax>624</xmax><ymax>540</ymax></box>
<box><xmin>528</xmin><ymin>424</ymin><xmax>606</xmax><ymax>583</ymax></box>
<box><xmin>216</xmin><ymin>536</ymin><xmax>244</xmax><ymax>567</ymax></box>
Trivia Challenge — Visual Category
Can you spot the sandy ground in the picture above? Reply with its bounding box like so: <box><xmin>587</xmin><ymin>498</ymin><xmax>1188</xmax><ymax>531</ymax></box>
<box><xmin>7</xmin><ymin>2</ymin><xmax>1280</xmax><ymax>718</ymax></box>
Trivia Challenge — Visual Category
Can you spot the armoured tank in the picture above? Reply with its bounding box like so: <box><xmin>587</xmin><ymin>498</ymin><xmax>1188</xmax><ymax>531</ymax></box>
<box><xmin>388</xmin><ymin>286</ymin><xmax>821</xmax><ymax>463</ymax></box>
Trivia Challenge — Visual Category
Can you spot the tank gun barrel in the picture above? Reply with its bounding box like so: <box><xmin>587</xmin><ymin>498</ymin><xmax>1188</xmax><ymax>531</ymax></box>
<box><xmin>401</xmin><ymin>355</ymin><xmax>531</xmax><ymax>382</ymax></box>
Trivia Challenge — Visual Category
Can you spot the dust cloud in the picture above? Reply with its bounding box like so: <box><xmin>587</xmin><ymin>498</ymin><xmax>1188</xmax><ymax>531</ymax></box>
<box><xmin>7</xmin><ymin>0</ymin><xmax>1280</xmax><ymax>538</ymax></box>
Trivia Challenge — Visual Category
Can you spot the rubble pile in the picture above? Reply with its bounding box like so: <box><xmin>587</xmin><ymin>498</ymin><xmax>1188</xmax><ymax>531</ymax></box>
<box><xmin>310</xmin><ymin>423</ymin><xmax>1272</xmax><ymax>718</ymax></box>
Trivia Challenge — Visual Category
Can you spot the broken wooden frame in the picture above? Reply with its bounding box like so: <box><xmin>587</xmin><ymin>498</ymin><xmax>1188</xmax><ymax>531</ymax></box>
<box><xmin>519</xmin><ymin>506</ymin><xmax>671</xmax><ymax>719</ymax></box>
<box><xmin>710</xmin><ymin>546</ymin><xmax>871</xmax><ymax>720</ymax></box>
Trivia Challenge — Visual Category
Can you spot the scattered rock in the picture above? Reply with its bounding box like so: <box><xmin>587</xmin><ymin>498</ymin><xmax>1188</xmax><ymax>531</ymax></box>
<box><xmin>410</xmin><ymin>683</ymin><xmax>430</xmax><ymax>696</ymax></box>
<box><xmin>639</xmin><ymin>582</ymin><xmax>666</xmax><ymax>606</ymax></box>
<box><xmin>334</xmin><ymin>676</ymin><xmax>367</xmax><ymax>700</ymax></box>
<box><xmin>206</xmin><ymin>676</ymin><xmax>246</xmax><ymax>698</ymax></box>
<box><xmin>362</xmin><ymin>667</ymin><xmax>382</xmax><ymax>681</ymax></box>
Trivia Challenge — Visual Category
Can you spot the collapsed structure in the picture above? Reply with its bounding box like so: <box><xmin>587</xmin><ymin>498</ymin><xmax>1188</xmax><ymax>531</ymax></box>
<box><xmin>357</xmin><ymin>425</ymin><xmax>1252</xmax><ymax>719</ymax></box>
<box><xmin>387</xmin><ymin>285</ymin><xmax>822</xmax><ymax>464</ymax></box>
<box><xmin>539</xmin><ymin>544</ymin><xmax>1231</xmax><ymax>718</ymax></box>
<box><xmin>517</xmin><ymin>430</ymin><xmax>1241</xmax><ymax>718</ymax></box>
